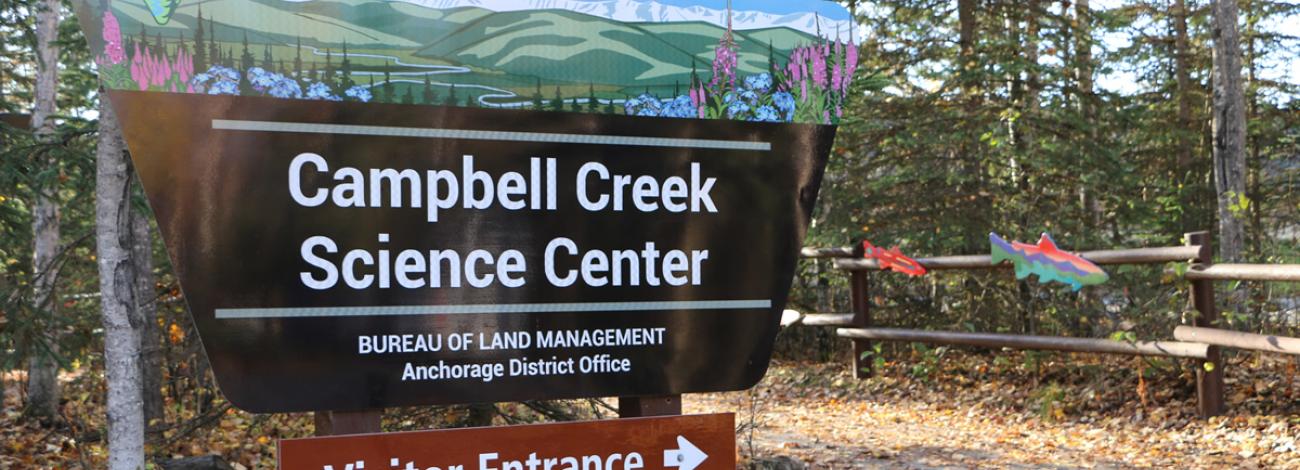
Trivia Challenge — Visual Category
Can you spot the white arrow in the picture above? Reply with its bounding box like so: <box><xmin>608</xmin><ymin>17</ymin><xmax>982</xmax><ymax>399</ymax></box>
<box><xmin>664</xmin><ymin>435</ymin><xmax>708</xmax><ymax>470</ymax></box>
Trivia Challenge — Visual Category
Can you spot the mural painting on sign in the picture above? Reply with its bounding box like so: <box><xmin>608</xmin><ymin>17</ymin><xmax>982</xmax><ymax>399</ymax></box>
<box><xmin>83</xmin><ymin>0</ymin><xmax>857</xmax><ymax>123</ymax></box>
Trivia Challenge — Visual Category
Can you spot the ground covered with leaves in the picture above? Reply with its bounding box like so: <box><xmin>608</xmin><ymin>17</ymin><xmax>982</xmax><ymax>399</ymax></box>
<box><xmin>2</xmin><ymin>348</ymin><xmax>1299</xmax><ymax>468</ymax></box>
<box><xmin>695</xmin><ymin>350</ymin><xmax>1300</xmax><ymax>469</ymax></box>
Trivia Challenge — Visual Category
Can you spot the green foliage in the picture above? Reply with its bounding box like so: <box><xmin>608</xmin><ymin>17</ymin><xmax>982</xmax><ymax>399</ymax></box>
<box><xmin>787</xmin><ymin>0</ymin><xmax>1300</xmax><ymax>357</ymax></box>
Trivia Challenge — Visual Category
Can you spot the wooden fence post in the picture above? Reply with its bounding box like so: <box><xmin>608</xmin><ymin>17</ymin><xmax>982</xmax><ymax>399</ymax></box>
<box><xmin>1186</xmin><ymin>231</ymin><xmax>1225</xmax><ymax>417</ymax></box>
<box><xmin>618</xmin><ymin>395</ymin><xmax>682</xmax><ymax>417</ymax></box>
<box><xmin>314</xmin><ymin>410</ymin><xmax>383</xmax><ymax>436</ymax></box>
<box><xmin>850</xmin><ymin>270</ymin><xmax>872</xmax><ymax>379</ymax></box>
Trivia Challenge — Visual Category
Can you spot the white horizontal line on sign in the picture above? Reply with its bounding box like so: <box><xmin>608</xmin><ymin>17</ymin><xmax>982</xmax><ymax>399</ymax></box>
<box><xmin>214</xmin><ymin>299</ymin><xmax>773</xmax><ymax>319</ymax></box>
<box><xmin>212</xmin><ymin>119</ymin><xmax>772</xmax><ymax>151</ymax></box>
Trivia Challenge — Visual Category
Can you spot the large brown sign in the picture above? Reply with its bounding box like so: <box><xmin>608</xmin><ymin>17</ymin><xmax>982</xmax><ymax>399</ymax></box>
<box><xmin>112</xmin><ymin>91</ymin><xmax>831</xmax><ymax>412</ymax></box>
<box><xmin>278</xmin><ymin>413</ymin><xmax>734</xmax><ymax>470</ymax></box>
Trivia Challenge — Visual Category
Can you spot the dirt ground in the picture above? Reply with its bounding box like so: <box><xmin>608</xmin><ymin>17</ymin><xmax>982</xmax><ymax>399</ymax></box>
<box><xmin>688</xmin><ymin>355</ymin><xmax>1300</xmax><ymax>469</ymax></box>
<box><xmin>3</xmin><ymin>350</ymin><xmax>1299</xmax><ymax>469</ymax></box>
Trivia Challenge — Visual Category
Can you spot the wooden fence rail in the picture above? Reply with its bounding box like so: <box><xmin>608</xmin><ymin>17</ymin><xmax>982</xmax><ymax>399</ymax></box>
<box><xmin>1174</xmin><ymin>326</ymin><xmax>1300</xmax><ymax>355</ymax></box>
<box><xmin>794</xmin><ymin>231</ymin><xmax>1300</xmax><ymax>417</ymax></box>
<box><xmin>1184</xmin><ymin>263</ymin><xmax>1300</xmax><ymax>281</ymax></box>
<box><xmin>836</xmin><ymin>328</ymin><xmax>1210</xmax><ymax>359</ymax></box>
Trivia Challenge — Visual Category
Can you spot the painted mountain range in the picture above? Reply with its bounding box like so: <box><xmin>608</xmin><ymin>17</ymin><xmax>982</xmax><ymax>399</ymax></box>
<box><xmin>76</xmin><ymin>0</ymin><xmax>859</xmax><ymax>123</ymax></box>
<box><xmin>379</xmin><ymin>0</ymin><xmax>855</xmax><ymax>38</ymax></box>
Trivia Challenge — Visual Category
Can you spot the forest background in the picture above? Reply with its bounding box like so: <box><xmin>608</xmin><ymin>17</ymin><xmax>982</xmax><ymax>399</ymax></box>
<box><xmin>0</xmin><ymin>0</ymin><xmax>1297</xmax><ymax>468</ymax></box>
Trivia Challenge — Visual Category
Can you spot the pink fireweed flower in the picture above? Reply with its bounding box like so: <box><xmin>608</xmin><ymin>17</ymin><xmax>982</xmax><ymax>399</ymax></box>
<box><xmin>812</xmin><ymin>52</ymin><xmax>827</xmax><ymax>89</ymax></box>
<box><xmin>832</xmin><ymin>62</ymin><xmax>843</xmax><ymax>94</ymax></box>
<box><xmin>130</xmin><ymin>44</ymin><xmax>178</xmax><ymax>91</ymax></box>
<box><xmin>710</xmin><ymin>38</ymin><xmax>738</xmax><ymax>91</ymax></box>
<box><xmin>697</xmin><ymin>84</ymin><xmax>707</xmax><ymax>118</ymax></box>
<box><xmin>130</xmin><ymin>44</ymin><xmax>148</xmax><ymax>90</ymax></box>
<box><xmin>173</xmin><ymin>47</ymin><xmax>193</xmax><ymax>89</ymax></box>
<box><xmin>846</xmin><ymin>39</ymin><xmax>859</xmax><ymax>78</ymax></box>
<box><xmin>101</xmin><ymin>11</ymin><xmax>125</xmax><ymax>64</ymax></box>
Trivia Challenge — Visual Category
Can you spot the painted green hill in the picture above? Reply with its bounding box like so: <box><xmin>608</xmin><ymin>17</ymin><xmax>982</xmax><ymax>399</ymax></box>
<box><xmin>413</xmin><ymin>9</ymin><xmax>817</xmax><ymax>87</ymax></box>
<box><xmin>105</xmin><ymin>0</ymin><xmax>820</xmax><ymax>88</ymax></box>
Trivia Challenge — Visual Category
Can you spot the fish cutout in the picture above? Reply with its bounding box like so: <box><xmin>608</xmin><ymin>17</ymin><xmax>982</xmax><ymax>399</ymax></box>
<box><xmin>142</xmin><ymin>0</ymin><xmax>179</xmax><ymax>25</ymax></box>
<box><xmin>862</xmin><ymin>240</ymin><xmax>927</xmax><ymax>276</ymax></box>
<box><xmin>989</xmin><ymin>232</ymin><xmax>1108</xmax><ymax>291</ymax></box>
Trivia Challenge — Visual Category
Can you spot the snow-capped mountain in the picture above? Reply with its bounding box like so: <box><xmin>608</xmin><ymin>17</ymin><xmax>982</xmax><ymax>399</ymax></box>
<box><xmin>397</xmin><ymin>0</ymin><xmax>854</xmax><ymax>38</ymax></box>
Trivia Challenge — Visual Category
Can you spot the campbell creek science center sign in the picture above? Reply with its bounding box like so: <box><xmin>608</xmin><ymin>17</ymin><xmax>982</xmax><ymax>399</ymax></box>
<box><xmin>71</xmin><ymin>0</ymin><xmax>860</xmax><ymax>413</ymax></box>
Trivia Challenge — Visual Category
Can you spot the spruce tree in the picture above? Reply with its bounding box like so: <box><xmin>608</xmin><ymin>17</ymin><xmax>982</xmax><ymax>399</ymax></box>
<box><xmin>340</xmin><ymin>41</ymin><xmax>354</xmax><ymax>89</ymax></box>
<box><xmin>240</xmin><ymin>30</ymin><xmax>254</xmax><ymax>71</ymax></box>
<box><xmin>193</xmin><ymin>7</ymin><xmax>207</xmax><ymax>72</ymax></box>
<box><xmin>323</xmin><ymin>49</ymin><xmax>334</xmax><ymax>86</ymax></box>
<box><xmin>444</xmin><ymin>84</ymin><xmax>457</xmax><ymax>106</ymax></box>
<box><xmin>208</xmin><ymin>17</ymin><xmax>219</xmax><ymax>68</ymax></box>
<box><xmin>382</xmin><ymin>66</ymin><xmax>393</xmax><ymax>103</ymax></box>
<box><xmin>551</xmin><ymin>86</ymin><xmax>563</xmax><ymax>111</ymax></box>
<box><xmin>293</xmin><ymin>37</ymin><xmax>303</xmax><ymax>78</ymax></box>
<box><xmin>422</xmin><ymin>74</ymin><xmax>434</xmax><ymax>104</ymax></box>
<box><xmin>262</xmin><ymin>44</ymin><xmax>273</xmax><ymax>71</ymax></box>
<box><xmin>532</xmin><ymin>78</ymin><xmax>543</xmax><ymax>109</ymax></box>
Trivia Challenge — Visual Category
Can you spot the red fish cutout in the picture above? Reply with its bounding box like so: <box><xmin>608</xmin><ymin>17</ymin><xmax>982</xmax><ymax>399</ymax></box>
<box><xmin>861</xmin><ymin>240</ymin><xmax>927</xmax><ymax>276</ymax></box>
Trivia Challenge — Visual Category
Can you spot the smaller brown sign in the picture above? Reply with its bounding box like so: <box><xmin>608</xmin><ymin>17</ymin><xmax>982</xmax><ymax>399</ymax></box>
<box><xmin>278</xmin><ymin>413</ymin><xmax>734</xmax><ymax>470</ymax></box>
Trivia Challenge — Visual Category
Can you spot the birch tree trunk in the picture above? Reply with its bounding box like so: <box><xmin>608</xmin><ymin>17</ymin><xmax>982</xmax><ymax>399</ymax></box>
<box><xmin>1171</xmin><ymin>0</ymin><xmax>1196</xmax><ymax>233</ymax></box>
<box><xmin>131</xmin><ymin>198</ymin><xmax>164</xmax><ymax>430</ymax></box>
<box><xmin>26</xmin><ymin>0</ymin><xmax>63</xmax><ymax>422</ymax></box>
<box><xmin>96</xmin><ymin>98</ymin><xmax>146</xmax><ymax>470</ymax></box>
<box><xmin>1211</xmin><ymin>0</ymin><xmax>1248</xmax><ymax>263</ymax></box>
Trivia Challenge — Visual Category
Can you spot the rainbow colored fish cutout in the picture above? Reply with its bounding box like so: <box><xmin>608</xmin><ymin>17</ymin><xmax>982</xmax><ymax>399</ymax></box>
<box><xmin>989</xmin><ymin>232</ymin><xmax>1108</xmax><ymax>291</ymax></box>
<box><xmin>862</xmin><ymin>240</ymin><xmax>927</xmax><ymax>276</ymax></box>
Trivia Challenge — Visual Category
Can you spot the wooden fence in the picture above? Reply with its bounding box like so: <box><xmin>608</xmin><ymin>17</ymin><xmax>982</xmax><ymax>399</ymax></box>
<box><xmin>790</xmin><ymin>231</ymin><xmax>1300</xmax><ymax>417</ymax></box>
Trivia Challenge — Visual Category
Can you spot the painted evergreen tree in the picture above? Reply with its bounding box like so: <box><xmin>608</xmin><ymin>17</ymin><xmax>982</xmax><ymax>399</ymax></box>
<box><xmin>551</xmin><ymin>86</ymin><xmax>563</xmax><ymax>111</ymax></box>
<box><xmin>403</xmin><ymin>86</ymin><xmax>414</xmax><ymax>105</ymax></box>
<box><xmin>587</xmin><ymin>83</ymin><xmax>597</xmax><ymax>112</ymax></box>
<box><xmin>532</xmin><ymin>78</ymin><xmax>543</xmax><ymax>109</ymax></box>
<box><xmin>193</xmin><ymin>7</ymin><xmax>206</xmax><ymax>72</ymax></box>
<box><xmin>422</xmin><ymin>74</ymin><xmax>434</xmax><ymax>104</ymax></box>
<box><xmin>207</xmin><ymin>17</ymin><xmax>219</xmax><ymax>68</ymax></box>
<box><xmin>239</xmin><ymin>31</ymin><xmax>254</xmax><ymax>71</ymax></box>
<box><xmin>382</xmin><ymin>66</ymin><xmax>393</xmax><ymax>102</ymax></box>
<box><xmin>339</xmin><ymin>41</ymin><xmax>354</xmax><ymax>90</ymax></box>
<box><xmin>293</xmin><ymin>37</ymin><xmax>303</xmax><ymax>78</ymax></box>
<box><xmin>261</xmin><ymin>44</ymin><xmax>273</xmax><ymax>71</ymax></box>
<box><xmin>323</xmin><ymin>49</ymin><xmax>334</xmax><ymax>86</ymax></box>
<box><xmin>444</xmin><ymin>84</ymin><xmax>457</xmax><ymax>106</ymax></box>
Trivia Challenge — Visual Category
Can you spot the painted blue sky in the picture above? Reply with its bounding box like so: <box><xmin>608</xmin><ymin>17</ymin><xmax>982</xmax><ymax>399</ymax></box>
<box><xmin>576</xmin><ymin>0</ymin><xmax>851</xmax><ymax>20</ymax></box>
